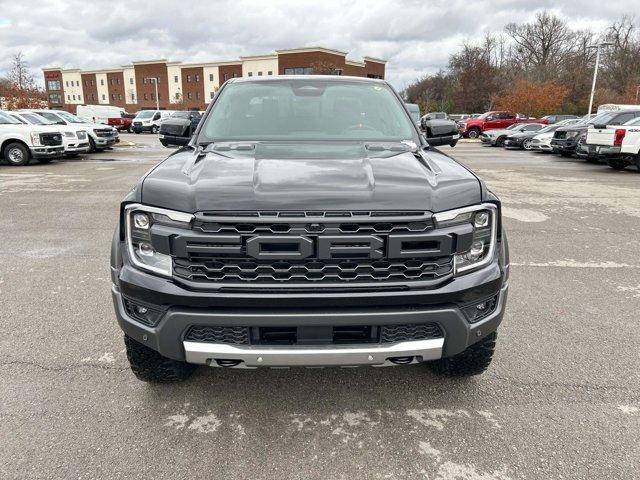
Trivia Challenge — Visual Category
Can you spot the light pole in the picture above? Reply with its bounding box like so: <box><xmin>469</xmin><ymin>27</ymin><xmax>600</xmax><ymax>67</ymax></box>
<box><xmin>587</xmin><ymin>42</ymin><xmax>614</xmax><ymax>115</ymax></box>
<box><xmin>145</xmin><ymin>77</ymin><xmax>160</xmax><ymax>110</ymax></box>
<box><xmin>635</xmin><ymin>85</ymin><xmax>640</xmax><ymax>104</ymax></box>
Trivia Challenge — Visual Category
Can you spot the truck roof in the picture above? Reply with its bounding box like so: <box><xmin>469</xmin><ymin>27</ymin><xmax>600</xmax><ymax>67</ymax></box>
<box><xmin>227</xmin><ymin>75</ymin><xmax>387</xmax><ymax>85</ymax></box>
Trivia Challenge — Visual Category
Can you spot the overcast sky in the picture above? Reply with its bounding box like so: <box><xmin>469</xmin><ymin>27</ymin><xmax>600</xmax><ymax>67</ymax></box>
<box><xmin>0</xmin><ymin>0</ymin><xmax>633</xmax><ymax>90</ymax></box>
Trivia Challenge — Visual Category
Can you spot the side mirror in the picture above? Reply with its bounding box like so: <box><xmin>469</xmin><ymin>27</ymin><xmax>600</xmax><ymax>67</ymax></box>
<box><xmin>485</xmin><ymin>116</ymin><xmax>494</xmax><ymax>121</ymax></box>
<box><xmin>423</xmin><ymin>119</ymin><xmax>460</xmax><ymax>148</ymax></box>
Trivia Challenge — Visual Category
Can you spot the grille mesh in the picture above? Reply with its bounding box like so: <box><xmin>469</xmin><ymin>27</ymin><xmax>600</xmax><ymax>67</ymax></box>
<box><xmin>184</xmin><ymin>326</ymin><xmax>250</xmax><ymax>344</ymax></box>
<box><xmin>380</xmin><ymin>323</ymin><xmax>443</xmax><ymax>343</ymax></box>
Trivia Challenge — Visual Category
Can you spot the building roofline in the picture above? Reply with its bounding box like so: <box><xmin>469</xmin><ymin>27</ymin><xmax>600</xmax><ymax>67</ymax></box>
<box><xmin>131</xmin><ymin>59</ymin><xmax>169</xmax><ymax>65</ymax></box>
<box><xmin>363</xmin><ymin>56</ymin><xmax>387</xmax><ymax>64</ymax></box>
<box><xmin>239</xmin><ymin>54</ymin><xmax>278</xmax><ymax>61</ymax></box>
<box><xmin>180</xmin><ymin>61</ymin><xmax>243</xmax><ymax>68</ymax></box>
<box><xmin>81</xmin><ymin>68</ymin><xmax>124</xmax><ymax>75</ymax></box>
<box><xmin>276</xmin><ymin>46</ymin><xmax>347</xmax><ymax>57</ymax></box>
<box><xmin>345</xmin><ymin>60</ymin><xmax>366</xmax><ymax>67</ymax></box>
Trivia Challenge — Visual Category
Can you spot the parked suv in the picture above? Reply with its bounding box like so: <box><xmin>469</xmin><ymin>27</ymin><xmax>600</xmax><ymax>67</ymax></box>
<box><xmin>111</xmin><ymin>76</ymin><xmax>509</xmax><ymax>382</ymax></box>
<box><xmin>0</xmin><ymin>110</ymin><xmax>64</xmax><ymax>166</ymax></box>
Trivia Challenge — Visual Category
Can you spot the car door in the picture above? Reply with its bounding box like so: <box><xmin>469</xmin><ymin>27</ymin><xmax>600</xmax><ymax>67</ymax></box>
<box><xmin>497</xmin><ymin>112</ymin><xmax>515</xmax><ymax>129</ymax></box>
<box><xmin>483</xmin><ymin>113</ymin><xmax>503</xmax><ymax>130</ymax></box>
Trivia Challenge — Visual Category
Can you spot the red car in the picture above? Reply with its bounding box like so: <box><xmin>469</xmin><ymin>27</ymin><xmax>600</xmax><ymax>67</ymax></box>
<box><xmin>459</xmin><ymin>111</ymin><xmax>548</xmax><ymax>138</ymax></box>
<box><xmin>108</xmin><ymin>113</ymin><xmax>136</xmax><ymax>133</ymax></box>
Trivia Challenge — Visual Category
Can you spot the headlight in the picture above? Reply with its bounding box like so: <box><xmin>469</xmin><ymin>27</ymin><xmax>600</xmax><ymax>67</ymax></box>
<box><xmin>30</xmin><ymin>132</ymin><xmax>42</xmax><ymax>146</ymax></box>
<box><xmin>434</xmin><ymin>204</ymin><xmax>498</xmax><ymax>275</ymax></box>
<box><xmin>124</xmin><ymin>204</ymin><xmax>194</xmax><ymax>277</ymax></box>
<box><xmin>566</xmin><ymin>131</ymin><xmax>579</xmax><ymax>139</ymax></box>
<box><xmin>76</xmin><ymin>131</ymin><xmax>87</xmax><ymax>139</ymax></box>
<box><xmin>63</xmin><ymin>131</ymin><xmax>74</xmax><ymax>138</ymax></box>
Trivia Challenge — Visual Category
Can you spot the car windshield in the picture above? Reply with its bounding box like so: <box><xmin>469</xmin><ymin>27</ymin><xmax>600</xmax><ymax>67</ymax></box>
<box><xmin>136</xmin><ymin>111</ymin><xmax>156</xmax><ymax>119</ymax></box>
<box><xmin>21</xmin><ymin>113</ymin><xmax>53</xmax><ymax>125</ymax></box>
<box><xmin>55</xmin><ymin>111</ymin><xmax>86</xmax><ymax>124</ymax></box>
<box><xmin>0</xmin><ymin>112</ymin><xmax>23</xmax><ymax>124</ymax></box>
<box><xmin>506</xmin><ymin>124</ymin><xmax>523</xmax><ymax>130</ymax></box>
<box><xmin>537</xmin><ymin>125</ymin><xmax>557</xmax><ymax>134</ymax></box>
<box><xmin>198</xmin><ymin>79</ymin><xmax>416</xmax><ymax>143</ymax></box>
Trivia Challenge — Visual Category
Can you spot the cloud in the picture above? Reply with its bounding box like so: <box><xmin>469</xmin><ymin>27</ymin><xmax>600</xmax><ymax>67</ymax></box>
<box><xmin>0</xmin><ymin>0</ymin><xmax>633</xmax><ymax>89</ymax></box>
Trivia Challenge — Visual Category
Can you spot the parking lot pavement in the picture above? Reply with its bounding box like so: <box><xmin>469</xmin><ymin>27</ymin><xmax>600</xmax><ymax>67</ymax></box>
<box><xmin>1</xmin><ymin>140</ymin><xmax>639</xmax><ymax>479</ymax></box>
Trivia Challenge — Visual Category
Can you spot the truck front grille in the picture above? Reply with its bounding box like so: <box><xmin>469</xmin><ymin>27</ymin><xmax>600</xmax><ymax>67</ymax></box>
<box><xmin>183</xmin><ymin>323</ymin><xmax>443</xmax><ymax>345</ymax></box>
<box><xmin>39</xmin><ymin>133</ymin><xmax>63</xmax><ymax>146</ymax></box>
<box><xmin>168</xmin><ymin>211</ymin><xmax>457</xmax><ymax>291</ymax></box>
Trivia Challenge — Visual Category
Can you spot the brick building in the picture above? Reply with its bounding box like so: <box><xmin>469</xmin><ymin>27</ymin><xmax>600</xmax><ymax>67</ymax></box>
<box><xmin>42</xmin><ymin>47</ymin><xmax>386</xmax><ymax>113</ymax></box>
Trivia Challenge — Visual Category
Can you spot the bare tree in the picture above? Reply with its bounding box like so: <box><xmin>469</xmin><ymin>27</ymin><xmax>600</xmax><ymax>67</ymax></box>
<box><xmin>6</xmin><ymin>52</ymin><xmax>37</xmax><ymax>90</ymax></box>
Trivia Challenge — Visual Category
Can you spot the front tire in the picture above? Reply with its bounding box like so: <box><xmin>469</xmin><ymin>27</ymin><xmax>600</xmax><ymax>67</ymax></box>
<box><xmin>124</xmin><ymin>335</ymin><xmax>196</xmax><ymax>383</ymax></box>
<box><xmin>151</xmin><ymin>125</ymin><xmax>159</xmax><ymax>134</ymax></box>
<box><xmin>607</xmin><ymin>158</ymin><xmax>627</xmax><ymax>170</ymax></box>
<box><xmin>467</xmin><ymin>128</ymin><xmax>480</xmax><ymax>139</ymax></box>
<box><xmin>430</xmin><ymin>332</ymin><xmax>497</xmax><ymax>377</ymax></box>
<box><xmin>3</xmin><ymin>142</ymin><xmax>31</xmax><ymax>166</ymax></box>
<box><xmin>495</xmin><ymin>136</ymin><xmax>505</xmax><ymax>147</ymax></box>
<box><xmin>522</xmin><ymin>138</ymin><xmax>533</xmax><ymax>150</ymax></box>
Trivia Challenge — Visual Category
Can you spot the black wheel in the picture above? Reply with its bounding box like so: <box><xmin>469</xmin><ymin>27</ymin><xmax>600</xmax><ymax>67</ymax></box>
<box><xmin>127</xmin><ymin>126</ymin><xmax>133</xmax><ymax>133</ymax></box>
<box><xmin>134</xmin><ymin>130</ymin><xmax>140</xmax><ymax>134</ymax></box>
<box><xmin>522</xmin><ymin>138</ymin><xmax>533</xmax><ymax>150</ymax></box>
<box><xmin>467</xmin><ymin>128</ymin><xmax>480</xmax><ymax>139</ymax></box>
<box><xmin>151</xmin><ymin>125</ymin><xmax>159</xmax><ymax>134</ymax></box>
<box><xmin>607</xmin><ymin>159</ymin><xmax>627</xmax><ymax>171</ymax></box>
<box><xmin>124</xmin><ymin>335</ymin><xmax>196</xmax><ymax>383</ymax></box>
<box><xmin>495</xmin><ymin>136</ymin><xmax>505</xmax><ymax>147</ymax></box>
<box><xmin>36</xmin><ymin>158</ymin><xmax>53</xmax><ymax>164</ymax></box>
<box><xmin>560</xmin><ymin>151</ymin><xmax>573</xmax><ymax>157</ymax></box>
<box><xmin>65</xmin><ymin>153</ymin><xmax>79</xmax><ymax>158</ymax></box>
<box><xmin>160</xmin><ymin>140</ymin><xmax>169</xmax><ymax>147</ymax></box>
<box><xmin>88</xmin><ymin>137</ymin><xmax>97</xmax><ymax>153</ymax></box>
<box><xmin>430</xmin><ymin>332</ymin><xmax>497</xmax><ymax>377</ymax></box>
<box><xmin>3</xmin><ymin>142</ymin><xmax>31</xmax><ymax>166</ymax></box>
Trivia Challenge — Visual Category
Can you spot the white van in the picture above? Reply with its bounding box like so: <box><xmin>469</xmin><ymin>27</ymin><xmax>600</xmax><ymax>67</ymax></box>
<box><xmin>76</xmin><ymin>105</ymin><xmax>125</xmax><ymax>125</ymax></box>
<box><xmin>131</xmin><ymin>110</ymin><xmax>175</xmax><ymax>134</ymax></box>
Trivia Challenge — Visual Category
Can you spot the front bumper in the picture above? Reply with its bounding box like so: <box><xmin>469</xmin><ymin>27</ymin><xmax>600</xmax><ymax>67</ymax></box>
<box><xmin>503</xmin><ymin>138</ymin><xmax>524</xmax><ymax>148</ymax></box>
<box><xmin>479</xmin><ymin>135</ymin><xmax>496</xmax><ymax>145</ymax></box>
<box><xmin>531</xmin><ymin>140</ymin><xmax>553</xmax><ymax>151</ymax></box>
<box><xmin>132</xmin><ymin>124</ymin><xmax>154</xmax><ymax>133</ymax></box>
<box><xmin>111</xmin><ymin>235</ymin><xmax>509</xmax><ymax>366</ymax></box>
<box><xmin>93</xmin><ymin>136</ymin><xmax>117</xmax><ymax>147</ymax></box>
<box><xmin>30</xmin><ymin>146</ymin><xmax>64</xmax><ymax>158</ymax></box>
<box><xmin>551</xmin><ymin>138</ymin><xmax>578</xmax><ymax>152</ymax></box>
<box><xmin>64</xmin><ymin>142</ymin><xmax>90</xmax><ymax>153</ymax></box>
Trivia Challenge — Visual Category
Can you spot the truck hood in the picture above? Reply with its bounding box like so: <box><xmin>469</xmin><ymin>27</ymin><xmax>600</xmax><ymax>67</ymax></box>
<box><xmin>140</xmin><ymin>142</ymin><xmax>482</xmax><ymax>213</ymax></box>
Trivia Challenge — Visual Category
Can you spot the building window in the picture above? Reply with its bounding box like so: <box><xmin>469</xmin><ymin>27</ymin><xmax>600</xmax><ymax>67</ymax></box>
<box><xmin>223</xmin><ymin>73</ymin><xmax>229</xmax><ymax>81</ymax></box>
<box><xmin>209</xmin><ymin>73</ymin><xmax>214</xmax><ymax>82</ymax></box>
<box><xmin>187</xmin><ymin>75</ymin><xmax>191</xmax><ymax>82</ymax></box>
<box><xmin>158</xmin><ymin>93</ymin><xmax>161</xmax><ymax>100</ymax></box>
<box><xmin>49</xmin><ymin>93</ymin><xmax>62</xmax><ymax>104</ymax></box>
<box><xmin>47</xmin><ymin>80</ymin><xmax>61</xmax><ymax>90</ymax></box>
<box><xmin>131</xmin><ymin>93</ymin><xmax>135</xmax><ymax>101</ymax></box>
<box><xmin>143</xmin><ymin>78</ymin><xmax>147</xmax><ymax>84</ymax></box>
<box><xmin>109</xmin><ymin>78</ymin><xmax>113</xmax><ymax>85</ymax></box>
<box><xmin>195</xmin><ymin>92</ymin><xmax>200</xmax><ymax>99</ymax></box>
<box><xmin>257</xmin><ymin>71</ymin><xmax>262</xmax><ymax>76</ymax></box>
<box><xmin>92</xmin><ymin>94</ymin><xmax>95</xmax><ymax>100</ymax></box>
<box><xmin>102</xmin><ymin>94</ymin><xmax>106</xmax><ymax>100</ymax></box>
<box><xmin>248</xmin><ymin>72</ymin><xmax>253</xmax><ymax>77</ymax></box>
<box><xmin>100</xmin><ymin>79</ymin><xmax>104</xmax><ymax>86</ymax></box>
<box><xmin>118</xmin><ymin>94</ymin><xmax>122</xmax><ymax>100</ymax></box>
<box><xmin>91</xmin><ymin>79</ymin><xmax>94</xmax><ymax>86</ymax></box>
<box><xmin>151</xmin><ymin>93</ymin><xmax>155</xmax><ymax>100</ymax></box>
<box><xmin>210</xmin><ymin>91</ymin><xmax>214</xmax><ymax>99</ymax></box>
<box><xmin>233</xmin><ymin>73</ymin><xmax>239</xmax><ymax>78</ymax></box>
<box><xmin>144</xmin><ymin>93</ymin><xmax>148</xmax><ymax>100</ymax></box>
<box><xmin>83</xmin><ymin>80</ymin><xmax>87</xmax><ymax>86</ymax></box>
<box><xmin>195</xmin><ymin>74</ymin><xmax>200</xmax><ymax>82</ymax></box>
<box><xmin>67</xmin><ymin>94</ymin><xmax>71</xmax><ymax>100</ymax></box>
<box><xmin>175</xmin><ymin>92</ymin><xmax>180</xmax><ymax>100</ymax></box>
<box><xmin>187</xmin><ymin>92</ymin><xmax>192</xmax><ymax>99</ymax></box>
<box><xmin>76</xmin><ymin>80</ymin><xmax>80</xmax><ymax>86</ymax></box>
<box><xmin>65</xmin><ymin>81</ymin><xmax>69</xmax><ymax>87</ymax></box>
<box><xmin>268</xmin><ymin>71</ymin><xmax>273</xmax><ymax>75</ymax></box>
<box><xmin>284</xmin><ymin>67</ymin><xmax>313</xmax><ymax>75</ymax></box>
<box><xmin>78</xmin><ymin>94</ymin><xmax>82</xmax><ymax>101</ymax></box>
<box><xmin>174</xmin><ymin>75</ymin><xmax>178</xmax><ymax>83</ymax></box>
<box><xmin>111</xmin><ymin>94</ymin><xmax>115</xmax><ymax>100</ymax></box>
<box><xmin>129</xmin><ymin>78</ymin><xmax>133</xmax><ymax>84</ymax></box>
<box><xmin>117</xmin><ymin>78</ymin><xmax>120</xmax><ymax>85</ymax></box>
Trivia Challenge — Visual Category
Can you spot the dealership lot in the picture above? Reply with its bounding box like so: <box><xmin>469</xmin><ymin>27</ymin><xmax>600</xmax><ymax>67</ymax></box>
<box><xmin>1</xmin><ymin>137</ymin><xmax>639</xmax><ymax>479</ymax></box>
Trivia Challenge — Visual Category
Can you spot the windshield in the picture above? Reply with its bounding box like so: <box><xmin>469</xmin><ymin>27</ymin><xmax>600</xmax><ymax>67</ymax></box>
<box><xmin>506</xmin><ymin>124</ymin><xmax>523</xmax><ymax>130</ymax></box>
<box><xmin>171</xmin><ymin>111</ymin><xmax>191</xmax><ymax>118</ymax></box>
<box><xmin>589</xmin><ymin>112</ymin><xmax>619</xmax><ymax>125</ymax></box>
<box><xmin>36</xmin><ymin>111</ymin><xmax>66</xmax><ymax>124</ymax></box>
<box><xmin>55</xmin><ymin>111</ymin><xmax>86</xmax><ymax>124</ymax></box>
<box><xmin>537</xmin><ymin>125</ymin><xmax>558</xmax><ymax>134</ymax></box>
<box><xmin>21</xmin><ymin>112</ymin><xmax>53</xmax><ymax>125</ymax></box>
<box><xmin>198</xmin><ymin>79</ymin><xmax>416</xmax><ymax>143</ymax></box>
<box><xmin>0</xmin><ymin>112</ymin><xmax>24</xmax><ymax>124</ymax></box>
<box><xmin>136</xmin><ymin>111</ymin><xmax>156</xmax><ymax>119</ymax></box>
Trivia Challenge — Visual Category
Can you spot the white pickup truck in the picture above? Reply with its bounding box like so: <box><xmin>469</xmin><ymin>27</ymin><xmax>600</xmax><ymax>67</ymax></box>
<box><xmin>8</xmin><ymin>111</ymin><xmax>90</xmax><ymax>157</ymax></box>
<box><xmin>0</xmin><ymin>110</ymin><xmax>64</xmax><ymax>166</ymax></box>
<box><xmin>585</xmin><ymin>116</ymin><xmax>640</xmax><ymax>171</ymax></box>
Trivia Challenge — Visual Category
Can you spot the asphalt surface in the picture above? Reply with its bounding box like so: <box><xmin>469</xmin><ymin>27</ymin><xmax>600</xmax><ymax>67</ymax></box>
<box><xmin>1</xmin><ymin>134</ymin><xmax>639</xmax><ymax>479</ymax></box>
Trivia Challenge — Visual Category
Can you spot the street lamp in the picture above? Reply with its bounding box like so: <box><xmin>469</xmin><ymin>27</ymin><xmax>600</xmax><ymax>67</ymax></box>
<box><xmin>587</xmin><ymin>41</ymin><xmax>614</xmax><ymax>115</ymax></box>
<box><xmin>635</xmin><ymin>85</ymin><xmax>640</xmax><ymax>104</ymax></box>
<box><xmin>145</xmin><ymin>77</ymin><xmax>160</xmax><ymax>110</ymax></box>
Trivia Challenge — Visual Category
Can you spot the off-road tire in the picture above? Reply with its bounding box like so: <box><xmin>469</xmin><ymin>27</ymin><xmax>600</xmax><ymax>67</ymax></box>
<box><xmin>124</xmin><ymin>335</ymin><xmax>196</xmax><ymax>382</ymax></box>
<box><xmin>88</xmin><ymin>137</ymin><xmax>97</xmax><ymax>153</ymax></box>
<box><xmin>430</xmin><ymin>332</ymin><xmax>497</xmax><ymax>377</ymax></box>
<box><xmin>3</xmin><ymin>142</ymin><xmax>31</xmax><ymax>166</ymax></box>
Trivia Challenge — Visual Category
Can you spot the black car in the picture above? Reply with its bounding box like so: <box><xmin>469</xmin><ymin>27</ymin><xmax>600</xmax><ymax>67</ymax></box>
<box><xmin>503</xmin><ymin>123</ymin><xmax>546</xmax><ymax>149</ymax></box>
<box><xmin>552</xmin><ymin>110</ymin><xmax>640</xmax><ymax>157</ymax></box>
<box><xmin>158</xmin><ymin>110</ymin><xmax>203</xmax><ymax>147</ymax></box>
<box><xmin>110</xmin><ymin>76</ymin><xmax>509</xmax><ymax>383</ymax></box>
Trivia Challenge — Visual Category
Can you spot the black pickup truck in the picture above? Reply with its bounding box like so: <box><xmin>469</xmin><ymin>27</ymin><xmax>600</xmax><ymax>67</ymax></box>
<box><xmin>111</xmin><ymin>76</ymin><xmax>509</xmax><ymax>382</ymax></box>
